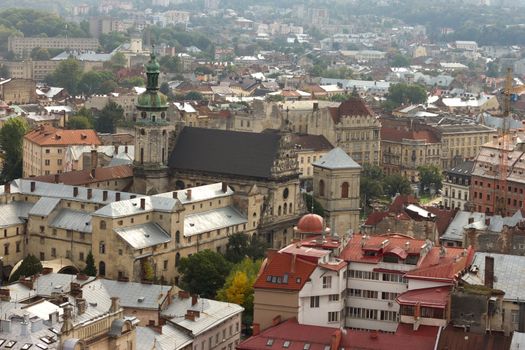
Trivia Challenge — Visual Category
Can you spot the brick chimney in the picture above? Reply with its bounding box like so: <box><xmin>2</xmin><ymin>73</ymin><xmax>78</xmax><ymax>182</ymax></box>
<box><xmin>485</xmin><ymin>256</ymin><xmax>495</xmax><ymax>289</ymax></box>
<box><xmin>172</xmin><ymin>191</ymin><xmax>178</xmax><ymax>199</ymax></box>
<box><xmin>186</xmin><ymin>189</ymin><xmax>192</xmax><ymax>200</ymax></box>
<box><xmin>4</xmin><ymin>182</ymin><xmax>10</xmax><ymax>194</ymax></box>
<box><xmin>191</xmin><ymin>294</ymin><xmax>198</xmax><ymax>306</ymax></box>
<box><xmin>140</xmin><ymin>198</ymin><xmax>146</xmax><ymax>210</ymax></box>
<box><xmin>90</xmin><ymin>149</ymin><xmax>98</xmax><ymax>169</ymax></box>
<box><xmin>54</xmin><ymin>174</ymin><xmax>60</xmax><ymax>184</ymax></box>
<box><xmin>252</xmin><ymin>323</ymin><xmax>260</xmax><ymax>336</ymax></box>
<box><xmin>222</xmin><ymin>182</ymin><xmax>228</xmax><ymax>193</ymax></box>
<box><xmin>30</xmin><ymin>181</ymin><xmax>35</xmax><ymax>192</ymax></box>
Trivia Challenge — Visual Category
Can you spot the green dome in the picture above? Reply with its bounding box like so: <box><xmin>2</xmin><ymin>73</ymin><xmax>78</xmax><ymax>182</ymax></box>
<box><xmin>137</xmin><ymin>91</ymin><xmax>168</xmax><ymax>109</ymax></box>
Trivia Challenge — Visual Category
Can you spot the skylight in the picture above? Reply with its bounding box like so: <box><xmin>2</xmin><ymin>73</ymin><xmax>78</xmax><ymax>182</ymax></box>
<box><xmin>283</xmin><ymin>341</ymin><xmax>291</xmax><ymax>348</ymax></box>
<box><xmin>266</xmin><ymin>339</ymin><xmax>274</xmax><ymax>346</ymax></box>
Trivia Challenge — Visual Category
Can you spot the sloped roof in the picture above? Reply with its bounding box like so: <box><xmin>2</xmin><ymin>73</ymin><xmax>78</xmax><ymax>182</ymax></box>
<box><xmin>24</xmin><ymin>125</ymin><xmax>101</xmax><ymax>146</ymax></box>
<box><xmin>396</xmin><ymin>286</ymin><xmax>451</xmax><ymax>308</ymax></box>
<box><xmin>114</xmin><ymin>222</ymin><xmax>171</xmax><ymax>249</ymax></box>
<box><xmin>290</xmin><ymin>134</ymin><xmax>333</xmax><ymax>152</ymax></box>
<box><xmin>312</xmin><ymin>147</ymin><xmax>361</xmax><ymax>170</ymax></box>
<box><xmin>405</xmin><ymin>246</ymin><xmax>474</xmax><ymax>282</ymax></box>
<box><xmin>254</xmin><ymin>252</ymin><xmax>318</xmax><ymax>291</ymax></box>
<box><xmin>29</xmin><ymin>165</ymin><xmax>133</xmax><ymax>186</ymax></box>
<box><xmin>168</xmin><ymin>127</ymin><xmax>282</xmax><ymax>179</ymax></box>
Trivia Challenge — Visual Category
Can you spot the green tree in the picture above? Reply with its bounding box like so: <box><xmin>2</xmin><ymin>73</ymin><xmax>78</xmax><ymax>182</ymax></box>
<box><xmin>360</xmin><ymin>164</ymin><xmax>385</xmax><ymax>211</ymax></box>
<box><xmin>225</xmin><ymin>233</ymin><xmax>268</xmax><ymax>263</ymax></box>
<box><xmin>160</xmin><ymin>82</ymin><xmax>171</xmax><ymax>96</ymax></box>
<box><xmin>99</xmin><ymin>32</ymin><xmax>129</xmax><ymax>52</ymax></box>
<box><xmin>159</xmin><ymin>55</ymin><xmax>181</xmax><ymax>73</ymax></box>
<box><xmin>178</xmin><ymin>250</ymin><xmax>232</xmax><ymax>298</ymax></box>
<box><xmin>108</xmin><ymin>52</ymin><xmax>127</xmax><ymax>71</ymax></box>
<box><xmin>330</xmin><ymin>94</ymin><xmax>350</xmax><ymax>102</ymax></box>
<box><xmin>384</xmin><ymin>174</ymin><xmax>412</xmax><ymax>197</ymax></box>
<box><xmin>78</xmin><ymin>71</ymin><xmax>116</xmax><ymax>96</ymax></box>
<box><xmin>46</xmin><ymin>58</ymin><xmax>83</xmax><ymax>96</ymax></box>
<box><xmin>119</xmin><ymin>76</ymin><xmax>145</xmax><ymax>89</ymax></box>
<box><xmin>385</xmin><ymin>83</ymin><xmax>427</xmax><ymax>110</ymax></box>
<box><xmin>142</xmin><ymin>260</ymin><xmax>155</xmax><ymax>281</ymax></box>
<box><xmin>391</xmin><ymin>53</ymin><xmax>411</xmax><ymax>67</ymax></box>
<box><xmin>66</xmin><ymin>115</ymin><xmax>93</xmax><ymax>129</ymax></box>
<box><xmin>94</xmin><ymin>101</ymin><xmax>124</xmax><ymax>133</ymax></box>
<box><xmin>9</xmin><ymin>254</ymin><xmax>42</xmax><ymax>283</ymax></box>
<box><xmin>0</xmin><ymin>117</ymin><xmax>28</xmax><ymax>183</ymax></box>
<box><xmin>83</xmin><ymin>251</ymin><xmax>97</xmax><ymax>276</ymax></box>
<box><xmin>30</xmin><ymin>47</ymin><xmax>50</xmax><ymax>60</ymax></box>
<box><xmin>217</xmin><ymin>258</ymin><xmax>261</xmax><ymax>326</ymax></box>
<box><xmin>486</xmin><ymin>61</ymin><xmax>500</xmax><ymax>78</ymax></box>
<box><xmin>303</xmin><ymin>193</ymin><xmax>324</xmax><ymax>216</ymax></box>
<box><xmin>185</xmin><ymin>91</ymin><xmax>203</xmax><ymax>100</ymax></box>
<box><xmin>417</xmin><ymin>164</ymin><xmax>443</xmax><ymax>193</ymax></box>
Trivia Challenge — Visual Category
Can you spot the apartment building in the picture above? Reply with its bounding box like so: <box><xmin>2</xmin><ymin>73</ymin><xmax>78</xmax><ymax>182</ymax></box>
<box><xmin>0</xmin><ymin>180</ymin><xmax>260</xmax><ymax>285</ymax></box>
<box><xmin>2</xmin><ymin>60</ymin><xmax>61</xmax><ymax>81</ymax></box>
<box><xmin>292</xmin><ymin>133</ymin><xmax>333</xmax><ymax>183</ymax></box>
<box><xmin>23</xmin><ymin>125</ymin><xmax>102</xmax><ymax>177</ymax></box>
<box><xmin>442</xmin><ymin>160</ymin><xmax>474</xmax><ymax>210</ymax></box>
<box><xmin>8</xmin><ymin>36</ymin><xmax>99</xmax><ymax>57</ymax></box>
<box><xmin>0</xmin><ymin>78</ymin><xmax>37</xmax><ymax>104</ymax></box>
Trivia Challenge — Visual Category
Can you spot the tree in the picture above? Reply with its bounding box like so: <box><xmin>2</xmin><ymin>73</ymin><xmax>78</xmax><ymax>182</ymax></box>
<box><xmin>30</xmin><ymin>47</ymin><xmax>50</xmax><ymax>60</ymax></box>
<box><xmin>391</xmin><ymin>53</ymin><xmax>411</xmax><ymax>67</ymax></box>
<box><xmin>9</xmin><ymin>254</ymin><xmax>43</xmax><ymax>282</ymax></box>
<box><xmin>142</xmin><ymin>260</ymin><xmax>155</xmax><ymax>281</ymax></box>
<box><xmin>217</xmin><ymin>258</ymin><xmax>262</xmax><ymax>327</ymax></box>
<box><xmin>0</xmin><ymin>117</ymin><xmax>28</xmax><ymax>183</ymax></box>
<box><xmin>46</xmin><ymin>58</ymin><xmax>83</xmax><ymax>96</ymax></box>
<box><xmin>78</xmin><ymin>71</ymin><xmax>116</xmax><ymax>96</ymax></box>
<box><xmin>384</xmin><ymin>174</ymin><xmax>412</xmax><ymax>197</ymax></box>
<box><xmin>108</xmin><ymin>52</ymin><xmax>127</xmax><ymax>71</ymax></box>
<box><xmin>225</xmin><ymin>233</ymin><xmax>268</xmax><ymax>263</ymax></box>
<box><xmin>94</xmin><ymin>101</ymin><xmax>124</xmax><ymax>133</ymax></box>
<box><xmin>66</xmin><ymin>115</ymin><xmax>93</xmax><ymax>129</ymax></box>
<box><xmin>99</xmin><ymin>32</ymin><xmax>129</xmax><ymax>52</ymax></box>
<box><xmin>185</xmin><ymin>91</ymin><xmax>204</xmax><ymax>100</ymax></box>
<box><xmin>303</xmin><ymin>193</ymin><xmax>324</xmax><ymax>216</ymax></box>
<box><xmin>83</xmin><ymin>251</ymin><xmax>97</xmax><ymax>276</ymax></box>
<box><xmin>360</xmin><ymin>164</ymin><xmax>385</xmax><ymax>211</ymax></box>
<box><xmin>119</xmin><ymin>76</ymin><xmax>144</xmax><ymax>89</ymax></box>
<box><xmin>417</xmin><ymin>165</ymin><xmax>443</xmax><ymax>193</ymax></box>
<box><xmin>178</xmin><ymin>250</ymin><xmax>232</xmax><ymax>298</ymax></box>
<box><xmin>159</xmin><ymin>56</ymin><xmax>181</xmax><ymax>73</ymax></box>
<box><xmin>385</xmin><ymin>83</ymin><xmax>427</xmax><ymax>110</ymax></box>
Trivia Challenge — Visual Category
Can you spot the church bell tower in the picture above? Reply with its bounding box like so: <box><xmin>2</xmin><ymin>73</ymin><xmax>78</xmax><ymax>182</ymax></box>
<box><xmin>133</xmin><ymin>50</ymin><xmax>171</xmax><ymax>194</ymax></box>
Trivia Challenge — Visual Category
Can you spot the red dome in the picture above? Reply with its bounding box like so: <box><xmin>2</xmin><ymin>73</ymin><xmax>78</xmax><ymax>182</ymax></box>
<box><xmin>296</xmin><ymin>213</ymin><xmax>324</xmax><ymax>234</ymax></box>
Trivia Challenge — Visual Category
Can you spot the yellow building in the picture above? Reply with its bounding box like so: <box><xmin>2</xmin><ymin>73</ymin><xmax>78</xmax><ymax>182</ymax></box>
<box><xmin>23</xmin><ymin>125</ymin><xmax>101</xmax><ymax>177</ymax></box>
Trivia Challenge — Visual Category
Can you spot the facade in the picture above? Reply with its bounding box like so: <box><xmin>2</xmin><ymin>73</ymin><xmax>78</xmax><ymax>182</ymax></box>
<box><xmin>313</xmin><ymin>147</ymin><xmax>361</xmax><ymax>235</ymax></box>
<box><xmin>8</xmin><ymin>36</ymin><xmax>99</xmax><ymax>57</ymax></box>
<box><xmin>0</xmin><ymin>179</ymin><xmax>260</xmax><ymax>284</ymax></box>
<box><xmin>3</xmin><ymin>60</ymin><xmax>61</xmax><ymax>81</ymax></box>
<box><xmin>380</xmin><ymin>118</ymin><xmax>441</xmax><ymax>182</ymax></box>
<box><xmin>23</xmin><ymin>125</ymin><xmax>102</xmax><ymax>177</ymax></box>
<box><xmin>0</xmin><ymin>78</ymin><xmax>37</xmax><ymax>104</ymax></box>
<box><xmin>470</xmin><ymin>131</ymin><xmax>525</xmax><ymax>216</ymax></box>
<box><xmin>291</xmin><ymin>133</ymin><xmax>333</xmax><ymax>183</ymax></box>
<box><xmin>442</xmin><ymin>160</ymin><xmax>474</xmax><ymax>210</ymax></box>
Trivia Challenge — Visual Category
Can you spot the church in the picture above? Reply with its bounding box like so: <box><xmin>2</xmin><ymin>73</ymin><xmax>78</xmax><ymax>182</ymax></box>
<box><xmin>131</xmin><ymin>52</ymin><xmax>306</xmax><ymax>247</ymax></box>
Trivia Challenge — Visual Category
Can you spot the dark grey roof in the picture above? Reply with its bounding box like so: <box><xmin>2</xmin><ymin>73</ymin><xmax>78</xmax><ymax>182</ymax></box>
<box><xmin>169</xmin><ymin>127</ymin><xmax>281</xmax><ymax>179</ymax></box>
<box><xmin>446</xmin><ymin>160</ymin><xmax>475</xmax><ymax>175</ymax></box>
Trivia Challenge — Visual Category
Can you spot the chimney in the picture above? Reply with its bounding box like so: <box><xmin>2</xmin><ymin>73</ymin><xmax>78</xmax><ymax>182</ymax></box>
<box><xmin>186</xmin><ymin>189</ymin><xmax>192</xmax><ymax>200</ymax></box>
<box><xmin>178</xmin><ymin>290</ymin><xmax>190</xmax><ymax>299</ymax></box>
<box><xmin>222</xmin><ymin>182</ymin><xmax>228</xmax><ymax>193</ymax></box>
<box><xmin>485</xmin><ymin>218</ymin><xmax>491</xmax><ymax>226</ymax></box>
<box><xmin>313</xmin><ymin>102</ymin><xmax>319</xmax><ymax>110</ymax></box>
<box><xmin>485</xmin><ymin>256</ymin><xmax>495</xmax><ymax>289</ymax></box>
<box><xmin>246</xmin><ymin>323</ymin><xmax>257</xmax><ymax>338</ymax></box>
<box><xmin>20</xmin><ymin>314</ymin><xmax>29</xmax><ymax>337</ymax></box>
<box><xmin>191</xmin><ymin>294</ymin><xmax>198</xmax><ymax>306</ymax></box>
<box><xmin>87</xmin><ymin>188</ymin><xmax>93</xmax><ymax>199</ymax></box>
<box><xmin>124</xmin><ymin>145</ymin><xmax>128</xmax><ymax>153</ymax></box>
<box><xmin>4</xmin><ymin>182</ymin><xmax>10</xmax><ymax>194</ymax></box>
<box><xmin>103</xmin><ymin>190</ymin><xmax>108</xmax><ymax>201</ymax></box>
<box><xmin>30</xmin><ymin>181</ymin><xmax>36</xmax><ymax>192</ymax></box>
<box><xmin>42</xmin><ymin>267</ymin><xmax>53</xmax><ymax>275</ymax></box>
<box><xmin>140</xmin><ymin>198</ymin><xmax>146</xmax><ymax>210</ymax></box>
<box><xmin>48</xmin><ymin>311</ymin><xmax>59</xmax><ymax>325</ymax></box>
<box><xmin>90</xmin><ymin>149</ymin><xmax>98</xmax><ymax>169</ymax></box>
<box><xmin>172</xmin><ymin>191</ymin><xmax>178</xmax><ymax>199</ymax></box>
<box><xmin>90</xmin><ymin>168</ymin><xmax>96</xmax><ymax>179</ymax></box>
<box><xmin>73</xmin><ymin>187</ymin><xmax>79</xmax><ymax>197</ymax></box>
<box><xmin>30</xmin><ymin>318</ymin><xmax>43</xmax><ymax>333</ymax></box>
<box><xmin>0</xmin><ymin>320</ymin><xmax>10</xmax><ymax>333</ymax></box>
<box><xmin>115</xmin><ymin>192</ymin><xmax>121</xmax><ymax>201</ymax></box>
<box><xmin>468</xmin><ymin>217</ymin><xmax>474</xmax><ymax>224</ymax></box>
<box><xmin>330</xmin><ymin>329</ymin><xmax>342</xmax><ymax>350</ymax></box>
<box><xmin>54</xmin><ymin>174</ymin><xmax>60</xmax><ymax>184</ymax></box>
<box><xmin>110</xmin><ymin>297</ymin><xmax>120</xmax><ymax>313</ymax></box>
<box><xmin>76</xmin><ymin>298</ymin><xmax>87</xmax><ymax>315</ymax></box>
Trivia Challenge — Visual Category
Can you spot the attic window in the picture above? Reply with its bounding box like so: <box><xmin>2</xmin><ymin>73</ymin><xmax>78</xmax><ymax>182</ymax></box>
<box><xmin>4</xmin><ymin>341</ymin><xmax>16</xmax><ymax>348</ymax></box>
<box><xmin>304</xmin><ymin>344</ymin><xmax>311</xmax><ymax>350</ymax></box>
<box><xmin>266</xmin><ymin>275</ymin><xmax>272</xmax><ymax>282</ymax></box>
<box><xmin>296</xmin><ymin>277</ymin><xmax>301</xmax><ymax>284</ymax></box>
<box><xmin>266</xmin><ymin>339</ymin><xmax>274</xmax><ymax>346</ymax></box>
<box><xmin>283</xmin><ymin>341</ymin><xmax>291</xmax><ymax>348</ymax></box>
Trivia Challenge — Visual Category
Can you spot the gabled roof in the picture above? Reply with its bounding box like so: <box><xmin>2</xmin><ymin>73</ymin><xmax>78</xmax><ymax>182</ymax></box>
<box><xmin>290</xmin><ymin>134</ymin><xmax>333</xmax><ymax>152</ymax></box>
<box><xmin>405</xmin><ymin>246</ymin><xmax>474</xmax><ymax>282</ymax></box>
<box><xmin>254</xmin><ymin>252</ymin><xmax>318</xmax><ymax>291</ymax></box>
<box><xmin>29</xmin><ymin>165</ymin><xmax>133</xmax><ymax>186</ymax></box>
<box><xmin>312</xmin><ymin>147</ymin><xmax>361</xmax><ymax>170</ymax></box>
<box><xmin>168</xmin><ymin>127</ymin><xmax>282</xmax><ymax>179</ymax></box>
<box><xmin>114</xmin><ymin>222</ymin><xmax>171</xmax><ymax>249</ymax></box>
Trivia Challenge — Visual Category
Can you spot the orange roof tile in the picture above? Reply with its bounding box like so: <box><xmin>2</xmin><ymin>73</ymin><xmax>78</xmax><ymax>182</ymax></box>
<box><xmin>28</xmin><ymin>165</ymin><xmax>133</xmax><ymax>186</ymax></box>
<box><xmin>24</xmin><ymin>125</ymin><xmax>101</xmax><ymax>146</ymax></box>
<box><xmin>405</xmin><ymin>246</ymin><xmax>474</xmax><ymax>282</ymax></box>
<box><xmin>396</xmin><ymin>286</ymin><xmax>451</xmax><ymax>308</ymax></box>
<box><xmin>254</xmin><ymin>252</ymin><xmax>317</xmax><ymax>291</ymax></box>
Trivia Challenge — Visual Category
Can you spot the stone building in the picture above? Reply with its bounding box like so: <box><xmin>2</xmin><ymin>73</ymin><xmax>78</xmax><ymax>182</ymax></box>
<box><xmin>0</xmin><ymin>78</ymin><xmax>37</xmax><ymax>104</ymax></box>
<box><xmin>313</xmin><ymin>147</ymin><xmax>361</xmax><ymax>234</ymax></box>
<box><xmin>442</xmin><ymin>160</ymin><xmax>475</xmax><ymax>210</ymax></box>
<box><xmin>8</xmin><ymin>36</ymin><xmax>99</xmax><ymax>57</ymax></box>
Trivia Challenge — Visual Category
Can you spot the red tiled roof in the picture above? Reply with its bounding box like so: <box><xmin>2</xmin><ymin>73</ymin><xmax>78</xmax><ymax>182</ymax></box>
<box><xmin>329</xmin><ymin>97</ymin><xmax>374</xmax><ymax>124</ymax></box>
<box><xmin>396</xmin><ymin>286</ymin><xmax>452</xmax><ymax>308</ymax></box>
<box><xmin>299</xmin><ymin>236</ymin><xmax>342</xmax><ymax>250</ymax></box>
<box><xmin>364</xmin><ymin>211</ymin><xmax>389</xmax><ymax>226</ymax></box>
<box><xmin>253</xmin><ymin>252</ymin><xmax>317</xmax><ymax>291</ymax></box>
<box><xmin>238</xmin><ymin>318</ymin><xmax>438</xmax><ymax>350</ymax></box>
<box><xmin>24</xmin><ymin>125</ymin><xmax>101</xmax><ymax>146</ymax></box>
<box><xmin>340</xmin><ymin>234</ymin><xmax>426</xmax><ymax>264</ymax></box>
<box><xmin>424</xmin><ymin>207</ymin><xmax>455</xmax><ymax>235</ymax></box>
<box><xmin>381</xmin><ymin>127</ymin><xmax>440</xmax><ymax>144</ymax></box>
<box><xmin>389</xmin><ymin>194</ymin><xmax>419</xmax><ymax>213</ymax></box>
<box><xmin>28</xmin><ymin>165</ymin><xmax>133</xmax><ymax>186</ymax></box>
<box><xmin>405</xmin><ymin>246</ymin><xmax>475</xmax><ymax>282</ymax></box>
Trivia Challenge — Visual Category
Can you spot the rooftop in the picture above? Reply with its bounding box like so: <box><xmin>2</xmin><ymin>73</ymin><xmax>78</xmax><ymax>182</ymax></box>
<box><xmin>312</xmin><ymin>147</ymin><xmax>361</xmax><ymax>170</ymax></box>
<box><xmin>24</xmin><ymin>125</ymin><xmax>101</xmax><ymax>146</ymax></box>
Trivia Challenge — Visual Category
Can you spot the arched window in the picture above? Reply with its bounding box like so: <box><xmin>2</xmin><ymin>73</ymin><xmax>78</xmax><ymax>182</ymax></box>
<box><xmin>175</xmin><ymin>252</ymin><xmax>180</xmax><ymax>267</ymax></box>
<box><xmin>175</xmin><ymin>231</ymin><xmax>180</xmax><ymax>244</ymax></box>
<box><xmin>99</xmin><ymin>220</ymin><xmax>106</xmax><ymax>230</ymax></box>
<box><xmin>341</xmin><ymin>182</ymin><xmax>349</xmax><ymax>198</ymax></box>
<box><xmin>99</xmin><ymin>241</ymin><xmax>105</xmax><ymax>254</ymax></box>
<box><xmin>278</xmin><ymin>205</ymin><xmax>282</xmax><ymax>216</ymax></box>
<box><xmin>319</xmin><ymin>180</ymin><xmax>325</xmax><ymax>197</ymax></box>
<box><xmin>99</xmin><ymin>261</ymin><xmax>106</xmax><ymax>276</ymax></box>
<box><xmin>289</xmin><ymin>202</ymin><xmax>293</xmax><ymax>214</ymax></box>
<box><xmin>283</xmin><ymin>203</ymin><xmax>287</xmax><ymax>215</ymax></box>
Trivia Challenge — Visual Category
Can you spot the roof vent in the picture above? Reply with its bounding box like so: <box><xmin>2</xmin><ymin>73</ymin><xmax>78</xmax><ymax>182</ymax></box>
<box><xmin>138</xmin><ymin>297</ymin><xmax>145</xmax><ymax>303</ymax></box>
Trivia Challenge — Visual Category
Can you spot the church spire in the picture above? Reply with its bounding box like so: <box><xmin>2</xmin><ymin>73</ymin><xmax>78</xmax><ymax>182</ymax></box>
<box><xmin>145</xmin><ymin>48</ymin><xmax>160</xmax><ymax>91</ymax></box>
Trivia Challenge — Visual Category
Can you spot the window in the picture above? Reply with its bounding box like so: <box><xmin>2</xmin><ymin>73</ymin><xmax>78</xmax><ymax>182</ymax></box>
<box><xmin>341</xmin><ymin>182</ymin><xmax>349</xmax><ymax>198</ymax></box>
<box><xmin>79</xmin><ymin>252</ymin><xmax>84</xmax><ymax>261</ymax></box>
<box><xmin>380</xmin><ymin>311</ymin><xmax>399</xmax><ymax>322</ymax></box>
<box><xmin>16</xmin><ymin>241</ymin><xmax>20</xmax><ymax>253</ymax></box>
<box><xmin>328</xmin><ymin>311</ymin><xmax>339</xmax><ymax>323</ymax></box>
<box><xmin>310</xmin><ymin>296</ymin><xmax>319</xmax><ymax>308</ymax></box>
<box><xmin>328</xmin><ymin>294</ymin><xmax>339</xmax><ymax>302</ymax></box>
<box><xmin>57</xmin><ymin>159</ymin><xmax>62</xmax><ymax>166</ymax></box>
<box><xmin>283</xmin><ymin>341</ymin><xmax>291</xmax><ymax>348</ymax></box>
<box><xmin>163</xmin><ymin>260</ymin><xmax>168</xmax><ymax>270</ymax></box>
<box><xmin>176</xmin><ymin>231</ymin><xmax>180</xmax><ymax>244</ymax></box>
<box><xmin>319</xmin><ymin>180</ymin><xmax>325</xmax><ymax>196</ymax></box>
<box><xmin>44</xmin><ymin>159</ymin><xmax>50</xmax><ymax>166</ymax></box>
<box><xmin>99</xmin><ymin>220</ymin><xmax>106</xmax><ymax>230</ymax></box>
<box><xmin>4</xmin><ymin>244</ymin><xmax>8</xmax><ymax>255</ymax></box>
<box><xmin>175</xmin><ymin>252</ymin><xmax>181</xmax><ymax>266</ymax></box>
<box><xmin>99</xmin><ymin>241</ymin><xmax>106</xmax><ymax>254</ymax></box>
<box><xmin>118</xmin><ymin>249</ymin><xmax>123</xmax><ymax>256</ymax></box>
<box><xmin>51</xmin><ymin>248</ymin><xmax>56</xmax><ymax>257</ymax></box>
<box><xmin>322</xmin><ymin>276</ymin><xmax>332</xmax><ymax>288</ymax></box>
